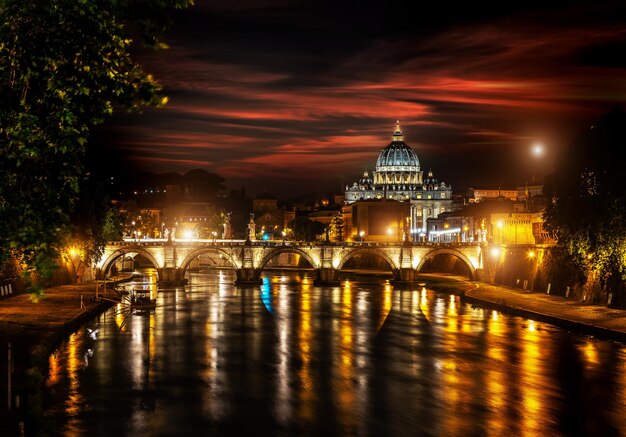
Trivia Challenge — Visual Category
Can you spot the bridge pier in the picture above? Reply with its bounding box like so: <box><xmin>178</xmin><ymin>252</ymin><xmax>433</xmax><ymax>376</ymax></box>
<box><xmin>391</xmin><ymin>268</ymin><xmax>420</xmax><ymax>284</ymax></box>
<box><xmin>235</xmin><ymin>268</ymin><xmax>261</xmax><ymax>286</ymax></box>
<box><xmin>314</xmin><ymin>268</ymin><xmax>340</xmax><ymax>286</ymax></box>
<box><xmin>472</xmin><ymin>268</ymin><xmax>484</xmax><ymax>282</ymax></box>
<box><xmin>157</xmin><ymin>268</ymin><xmax>188</xmax><ymax>287</ymax></box>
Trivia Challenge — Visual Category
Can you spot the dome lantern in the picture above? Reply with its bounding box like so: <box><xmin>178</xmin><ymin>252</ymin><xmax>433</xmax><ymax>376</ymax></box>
<box><xmin>392</xmin><ymin>120</ymin><xmax>403</xmax><ymax>142</ymax></box>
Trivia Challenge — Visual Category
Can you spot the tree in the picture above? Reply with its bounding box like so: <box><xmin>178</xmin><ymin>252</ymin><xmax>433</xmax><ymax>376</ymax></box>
<box><xmin>0</xmin><ymin>0</ymin><xmax>192</xmax><ymax>294</ymax></box>
<box><xmin>288</xmin><ymin>218</ymin><xmax>327</xmax><ymax>242</ymax></box>
<box><xmin>543</xmin><ymin>107</ymin><xmax>626</xmax><ymax>306</ymax></box>
<box><xmin>333</xmin><ymin>210</ymin><xmax>344</xmax><ymax>242</ymax></box>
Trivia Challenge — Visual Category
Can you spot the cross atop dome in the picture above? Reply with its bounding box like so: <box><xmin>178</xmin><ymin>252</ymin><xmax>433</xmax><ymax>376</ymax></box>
<box><xmin>392</xmin><ymin>120</ymin><xmax>403</xmax><ymax>141</ymax></box>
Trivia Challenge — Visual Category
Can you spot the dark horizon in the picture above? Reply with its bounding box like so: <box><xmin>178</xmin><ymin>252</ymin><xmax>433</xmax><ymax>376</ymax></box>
<box><xmin>95</xmin><ymin>0</ymin><xmax>626</xmax><ymax>198</ymax></box>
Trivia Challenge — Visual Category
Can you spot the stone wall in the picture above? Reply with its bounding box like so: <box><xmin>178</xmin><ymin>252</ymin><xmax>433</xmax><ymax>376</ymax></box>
<box><xmin>484</xmin><ymin>244</ymin><xmax>626</xmax><ymax>308</ymax></box>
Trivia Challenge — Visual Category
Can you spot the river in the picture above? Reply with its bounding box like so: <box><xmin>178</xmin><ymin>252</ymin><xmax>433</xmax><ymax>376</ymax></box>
<box><xmin>43</xmin><ymin>270</ymin><xmax>626</xmax><ymax>436</ymax></box>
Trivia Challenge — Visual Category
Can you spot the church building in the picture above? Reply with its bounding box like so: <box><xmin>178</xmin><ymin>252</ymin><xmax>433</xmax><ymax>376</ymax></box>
<box><xmin>345</xmin><ymin>122</ymin><xmax>452</xmax><ymax>237</ymax></box>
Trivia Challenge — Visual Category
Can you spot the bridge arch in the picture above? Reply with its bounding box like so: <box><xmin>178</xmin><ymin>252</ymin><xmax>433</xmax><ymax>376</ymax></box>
<box><xmin>337</xmin><ymin>247</ymin><xmax>400</xmax><ymax>278</ymax></box>
<box><xmin>257</xmin><ymin>247</ymin><xmax>320</xmax><ymax>271</ymax></box>
<box><xmin>416</xmin><ymin>248</ymin><xmax>476</xmax><ymax>279</ymax></box>
<box><xmin>99</xmin><ymin>248</ymin><xmax>161</xmax><ymax>278</ymax></box>
<box><xmin>179</xmin><ymin>248</ymin><xmax>240</xmax><ymax>275</ymax></box>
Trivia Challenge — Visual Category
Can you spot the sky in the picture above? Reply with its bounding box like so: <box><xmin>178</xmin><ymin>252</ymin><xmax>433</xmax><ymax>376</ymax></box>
<box><xmin>98</xmin><ymin>0</ymin><xmax>626</xmax><ymax>198</ymax></box>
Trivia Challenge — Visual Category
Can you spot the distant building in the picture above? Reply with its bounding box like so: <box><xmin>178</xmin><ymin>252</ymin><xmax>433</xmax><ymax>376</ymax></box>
<box><xmin>253</xmin><ymin>193</ymin><xmax>295</xmax><ymax>239</ymax></box>
<box><xmin>345</xmin><ymin>122</ymin><xmax>453</xmax><ymax>234</ymax></box>
<box><xmin>516</xmin><ymin>184</ymin><xmax>547</xmax><ymax>213</ymax></box>
<box><xmin>426</xmin><ymin>213</ymin><xmax>476</xmax><ymax>243</ymax></box>
<box><xmin>344</xmin><ymin>199</ymin><xmax>410</xmax><ymax>242</ymax></box>
<box><xmin>468</xmin><ymin>187</ymin><xmax>518</xmax><ymax>203</ymax></box>
<box><xmin>490</xmin><ymin>212</ymin><xmax>553</xmax><ymax>245</ymax></box>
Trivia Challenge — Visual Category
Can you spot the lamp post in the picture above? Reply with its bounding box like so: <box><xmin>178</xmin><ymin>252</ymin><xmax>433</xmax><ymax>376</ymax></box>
<box><xmin>359</xmin><ymin>231</ymin><xmax>365</xmax><ymax>245</ymax></box>
<box><xmin>131</xmin><ymin>221</ymin><xmax>136</xmax><ymax>240</ymax></box>
<box><xmin>387</xmin><ymin>227</ymin><xmax>392</xmax><ymax>243</ymax></box>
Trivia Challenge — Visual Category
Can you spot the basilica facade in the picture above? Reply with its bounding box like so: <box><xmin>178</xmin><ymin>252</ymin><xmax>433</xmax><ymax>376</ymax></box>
<box><xmin>345</xmin><ymin>122</ymin><xmax>452</xmax><ymax>237</ymax></box>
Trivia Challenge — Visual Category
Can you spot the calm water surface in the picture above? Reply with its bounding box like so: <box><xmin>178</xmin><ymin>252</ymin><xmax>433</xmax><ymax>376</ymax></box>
<box><xmin>44</xmin><ymin>270</ymin><xmax>626</xmax><ymax>436</ymax></box>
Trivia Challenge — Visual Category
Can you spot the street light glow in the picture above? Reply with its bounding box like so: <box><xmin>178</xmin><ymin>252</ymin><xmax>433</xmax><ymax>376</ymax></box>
<box><xmin>532</xmin><ymin>142</ymin><xmax>544</xmax><ymax>157</ymax></box>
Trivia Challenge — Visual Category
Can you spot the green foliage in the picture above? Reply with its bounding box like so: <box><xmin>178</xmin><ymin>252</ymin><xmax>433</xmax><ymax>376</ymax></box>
<box><xmin>0</xmin><ymin>0</ymin><xmax>192</xmax><ymax>290</ymax></box>
<box><xmin>543</xmin><ymin>108</ymin><xmax>626</xmax><ymax>302</ymax></box>
<box><xmin>332</xmin><ymin>210</ymin><xmax>344</xmax><ymax>241</ymax></box>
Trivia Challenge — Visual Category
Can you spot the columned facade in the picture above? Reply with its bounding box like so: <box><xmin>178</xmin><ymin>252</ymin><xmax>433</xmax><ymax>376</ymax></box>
<box><xmin>345</xmin><ymin>122</ymin><xmax>453</xmax><ymax>237</ymax></box>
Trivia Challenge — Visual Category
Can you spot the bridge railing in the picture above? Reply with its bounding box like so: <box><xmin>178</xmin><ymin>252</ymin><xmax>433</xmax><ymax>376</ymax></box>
<box><xmin>109</xmin><ymin>238</ymin><xmax>482</xmax><ymax>248</ymax></box>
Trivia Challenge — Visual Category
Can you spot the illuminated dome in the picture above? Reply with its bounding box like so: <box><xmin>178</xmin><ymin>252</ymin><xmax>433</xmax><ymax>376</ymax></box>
<box><xmin>372</xmin><ymin>121</ymin><xmax>423</xmax><ymax>187</ymax></box>
<box><xmin>375</xmin><ymin>121</ymin><xmax>420</xmax><ymax>172</ymax></box>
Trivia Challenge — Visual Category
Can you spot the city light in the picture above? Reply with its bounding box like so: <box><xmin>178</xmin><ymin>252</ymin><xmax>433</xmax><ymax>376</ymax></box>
<box><xmin>528</xmin><ymin>250</ymin><xmax>535</xmax><ymax>259</ymax></box>
<box><xmin>532</xmin><ymin>142</ymin><xmax>544</xmax><ymax>157</ymax></box>
<box><xmin>490</xmin><ymin>247</ymin><xmax>501</xmax><ymax>258</ymax></box>
<box><xmin>429</xmin><ymin>227</ymin><xmax>461</xmax><ymax>236</ymax></box>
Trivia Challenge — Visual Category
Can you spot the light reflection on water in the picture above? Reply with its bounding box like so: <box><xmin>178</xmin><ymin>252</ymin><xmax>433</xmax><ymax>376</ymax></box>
<box><xmin>43</xmin><ymin>270</ymin><xmax>626</xmax><ymax>436</ymax></box>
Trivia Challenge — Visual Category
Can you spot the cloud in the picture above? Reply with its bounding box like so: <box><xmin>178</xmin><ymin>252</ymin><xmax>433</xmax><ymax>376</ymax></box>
<box><xmin>105</xmin><ymin>2</ymin><xmax>626</xmax><ymax>193</ymax></box>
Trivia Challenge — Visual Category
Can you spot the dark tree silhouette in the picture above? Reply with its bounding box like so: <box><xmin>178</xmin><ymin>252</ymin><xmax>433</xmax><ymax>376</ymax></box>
<box><xmin>543</xmin><ymin>107</ymin><xmax>626</xmax><ymax>306</ymax></box>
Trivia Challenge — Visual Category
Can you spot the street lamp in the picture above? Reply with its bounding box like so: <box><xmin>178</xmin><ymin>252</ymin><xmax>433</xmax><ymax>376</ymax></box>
<box><xmin>359</xmin><ymin>231</ymin><xmax>365</xmax><ymax>245</ymax></box>
<box><xmin>387</xmin><ymin>227</ymin><xmax>392</xmax><ymax>243</ymax></box>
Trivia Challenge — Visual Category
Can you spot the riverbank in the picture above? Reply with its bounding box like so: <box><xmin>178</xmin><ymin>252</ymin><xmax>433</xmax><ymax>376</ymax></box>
<box><xmin>417</xmin><ymin>274</ymin><xmax>626</xmax><ymax>342</ymax></box>
<box><xmin>0</xmin><ymin>281</ymin><xmax>118</xmax><ymax>436</ymax></box>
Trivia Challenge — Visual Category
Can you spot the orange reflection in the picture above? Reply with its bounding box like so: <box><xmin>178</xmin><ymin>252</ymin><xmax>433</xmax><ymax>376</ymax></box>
<box><xmin>47</xmin><ymin>351</ymin><xmax>61</xmax><ymax>387</ymax></box>
<box><xmin>65</xmin><ymin>333</ymin><xmax>83</xmax><ymax>417</ymax></box>
<box><xmin>520</xmin><ymin>321</ymin><xmax>544</xmax><ymax>433</ymax></box>
<box><xmin>485</xmin><ymin>305</ymin><xmax>508</xmax><ymax>434</ymax></box>
<box><xmin>420</xmin><ymin>287</ymin><xmax>430</xmax><ymax>321</ymax></box>
<box><xmin>578</xmin><ymin>341</ymin><xmax>599</xmax><ymax>368</ymax></box>
<box><xmin>377</xmin><ymin>283</ymin><xmax>393</xmax><ymax>331</ymax></box>
<box><xmin>148</xmin><ymin>313</ymin><xmax>156</xmax><ymax>381</ymax></box>
<box><xmin>438</xmin><ymin>292</ymin><xmax>465</xmax><ymax>434</ymax></box>
<box><xmin>298</xmin><ymin>281</ymin><xmax>314</xmax><ymax>422</ymax></box>
<box><xmin>337</xmin><ymin>280</ymin><xmax>355</xmax><ymax>427</ymax></box>
<box><xmin>446</xmin><ymin>294</ymin><xmax>458</xmax><ymax>333</ymax></box>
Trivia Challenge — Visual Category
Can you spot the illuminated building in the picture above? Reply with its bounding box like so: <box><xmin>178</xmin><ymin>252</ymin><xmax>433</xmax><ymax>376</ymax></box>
<box><xmin>252</xmin><ymin>193</ymin><xmax>295</xmax><ymax>239</ymax></box>
<box><xmin>426</xmin><ymin>213</ymin><xmax>476</xmax><ymax>243</ymax></box>
<box><xmin>489</xmin><ymin>212</ymin><xmax>554</xmax><ymax>245</ymax></box>
<box><xmin>468</xmin><ymin>187</ymin><xmax>518</xmax><ymax>203</ymax></box>
<box><xmin>348</xmin><ymin>199</ymin><xmax>410</xmax><ymax>242</ymax></box>
<box><xmin>345</xmin><ymin>121</ymin><xmax>453</xmax><ymax>236</ymax></box>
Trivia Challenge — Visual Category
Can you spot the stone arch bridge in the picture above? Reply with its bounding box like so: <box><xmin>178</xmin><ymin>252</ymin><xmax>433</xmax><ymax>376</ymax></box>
<box><xmin>98</xmin><ymin>240</ymin><xmax>485</xmax><ymax>286</ymax></box>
